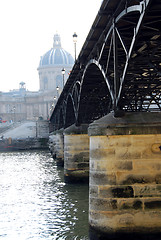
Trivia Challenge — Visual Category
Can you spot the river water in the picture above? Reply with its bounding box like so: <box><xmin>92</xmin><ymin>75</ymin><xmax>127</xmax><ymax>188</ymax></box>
<box><xmin>0</xmin><ymin>150</ymin><xmax>89</xmax><ymax>240</ymax></box>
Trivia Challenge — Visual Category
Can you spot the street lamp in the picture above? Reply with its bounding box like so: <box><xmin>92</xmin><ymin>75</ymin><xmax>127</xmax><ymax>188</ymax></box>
<box><xmin>62</xmin><ymin>68</ymin><xmax>65</xmax><ymax>87</ymax></box>
<box><xmin>56</xmin><ymin>86</ymin><xmax>59</xmax><ymax>98</ymax></box>
<box><xmin>13</xmin><ymin>106</ymin><xmax>16</xmax><ymax>122</ymax></box>
<box><xmin>73</xmin><ymin>32</ymin><xmax>78</xmax><ymax>62</ymax></box>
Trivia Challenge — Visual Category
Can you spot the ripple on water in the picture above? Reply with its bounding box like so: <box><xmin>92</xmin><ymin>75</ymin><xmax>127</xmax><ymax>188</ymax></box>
<box><xmin>0</xmin><ymin>151</ymin><xmax>89</xmax><ymax>240</ymax></box>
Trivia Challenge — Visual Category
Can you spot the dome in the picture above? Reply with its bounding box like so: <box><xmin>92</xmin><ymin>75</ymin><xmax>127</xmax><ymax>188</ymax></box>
<box><xmin>39</xmin><ymin>34</ymin><xmax>74</xmax><ymax>67</ymax></box>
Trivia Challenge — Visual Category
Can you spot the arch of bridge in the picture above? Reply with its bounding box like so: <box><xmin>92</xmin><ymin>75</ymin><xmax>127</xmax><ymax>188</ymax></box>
<box><xmin>55</xmin><ymin>61</ymin><xmax>111</xmax><ymax>128</ymax></box>
<box><xmin>50</xmin><ymin>0</ymin><xmax>161</xmax><ymax>131</ymax></box>
<box><xmin>77</xmin><ymin>61</ymin><xmax>112</xmax><ymax>125</ymax></box>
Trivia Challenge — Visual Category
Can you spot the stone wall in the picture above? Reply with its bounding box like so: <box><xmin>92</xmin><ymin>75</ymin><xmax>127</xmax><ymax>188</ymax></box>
<box><xmin>88</xmin><ymin>112</ymin><xmax>161</xmax><ymax>238</ymax></box>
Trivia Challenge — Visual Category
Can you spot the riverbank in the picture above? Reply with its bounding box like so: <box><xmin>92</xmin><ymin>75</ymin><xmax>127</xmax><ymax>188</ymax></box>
<box><xmin>0</xmin><ymin>120</ymin><xmax>49</xmax><ymax>151</ymax></box>
<box><xmin>0</xmin><ymin>137</ymin><xmax>48</xmax><ymax>151</ymax></box>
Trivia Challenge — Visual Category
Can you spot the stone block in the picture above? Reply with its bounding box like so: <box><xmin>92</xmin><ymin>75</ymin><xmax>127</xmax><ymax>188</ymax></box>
<box><xmin>90</xmin><ymin>197</ymin><xmax>117</xmax><ymax>211</ymax></box>
<box><xmin>133</xmin><ymin>160</ymin><xmax>161</xmax><ymax>172</ymax></box>
<box><xmin>118</xmin><ymin>199</ymin><xmax>143</xmax><ymax>210</ymax></box>
<box><xmin>77</xmin><ymin>162</ymin><xmax>89</xmax><ymax>169</ymax></box>
<box><xmin>116</xmin><ymin>171</ymin><xmax>157</xmax><ymax>185</ymax></box>
<box><xmin>115</xmin><ymin>161</ymin><xmax>133</xmax><ymax>170</ymax></box>
<box><xmin>144</xmin><ymin>199</ymin><xmax>161</xmax><ymax>210</ymax></box>
<box><xmin>152</xmin><ymin>143</ymin><xmax>161</xmax><ymax>153</ymax></box>
<box><xmin>90</xmin><ymin>136</ymin><xmax>109</xmax><ymax>150</ymax></box>
<box><xmin>89</xmin><ymin>185</ymin><xmax>98</xmax><ymax>198</ymax></box>
<box><xmin>134</xmin><ymin>185</ymin><xmax>161</xmax><ymax>198</ymax></box>
<box><xmin>90</xmin><ymin>171</ymin><xmax>116</xmax><ymax>185</ymax></box>
<box><xmin>98</xmin><ymin>185</ymin><xmax>134</xmax><ymax>198</ymax></box>
<box><xmin>90</xmin><ymin>159</ymin><xmax>133</xmax><ymax>172</ymax></box>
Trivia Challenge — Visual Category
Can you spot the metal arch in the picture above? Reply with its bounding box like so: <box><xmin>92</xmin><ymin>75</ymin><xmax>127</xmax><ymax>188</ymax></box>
<box><xmin>54</xmin><ymin>82</ymin><xmax>80</xmax><ymax>128</ymax></box>
<box><xmin>99</xmin><ymin>0</ymin><xmax>150</xmax><ymax>59</ymax></box>
<box><xmin>54</xmin><ymin>81</ymin><xmax>80</xmax><ymax>126</ymax></box>
<box><xmin>58</xmin><ymin>103</ymin><xmax>66</xmax><ymax>128</ymax></box>
<box><xmin>117</xmin><ymin>0</ymin><xmax>151</xmax><ymax>104</ymax></box>
<box><xmin>81</xmin><ymin>59</ymin><xmax>114</xmax><ymax>101</ymax></box>
<box><xmin>115</xmin><ymin>2</ymin><xmax>149</xmax><ymax>23</ymax></box>
<box><xmin>57</xmin><ymin>108</ymin><xmax>63</xmax><ymax>129</ymax></box>
<box><xmin>65</xmin><ymin>93</ymin><xmax>77</xmax><ymax>121</ymax></box>
<box><xmin>71</xmin><ymin>80</ymin><xmax>81</xmax><ymax>96</ymax></box>
<box><xmin>76</xmin><ymin>59</ymin><xmax>113</xmax><ymax>124</ymax></box>
<box><xmin>96</xmin><ymin>0</ymin><xmax>151</xmax><ymax>111</ymax></box>
<box><xmin>70</xmin><ymin>81</ymin><xmax>81</xmax><ymax>115</ymax></box>
<box><xmin>52</xmin><ymin>98</ymin><xmax>67</xmax><ymax>130</ymax></box>
<box><xmin>52</xmin><ymin>111</ymin><xmax>59</xmax><ymax>131</ymax></box>
<box><xmin>75</xmin><ymin>0</ymin><xmax>150</xmax><ymax>114</ymax></box>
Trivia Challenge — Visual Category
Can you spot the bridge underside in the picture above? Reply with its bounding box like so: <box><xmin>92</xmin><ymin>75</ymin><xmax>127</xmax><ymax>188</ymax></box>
<box><xmin>118</xmin><ymin>0</ymin><xmax>161</xmax><ymax>111</ymax></box>
<box><xmin>50</xmin><ymin>0</ymin><xmax>161</xmax><ymax>131</ymax></box>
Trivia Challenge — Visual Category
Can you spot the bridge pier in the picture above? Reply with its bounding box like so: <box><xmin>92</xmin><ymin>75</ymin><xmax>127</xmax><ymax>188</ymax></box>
<box><xmin>49</xmin><ymin>133</ymin><xmax>57</xmax><ymax>159</ymax></box>
<box><xmin>49</xmin><ymin>129</ymin><xmax>64</xmax><ymax>167</ymax></box>
<box><xmin>64</xmin><ymin>124</ymin><xmax>89</xmax><ymax>183</ymax></box>
<box><xmin>88</xmin><ymin>112</ymin><xmax>161</xmax><ymax>240</ymax></box>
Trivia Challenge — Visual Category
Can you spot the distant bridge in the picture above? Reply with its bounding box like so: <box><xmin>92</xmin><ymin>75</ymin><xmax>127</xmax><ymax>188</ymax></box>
<box><xmin>50</xmin><ymin>0</ymin><xmax>161</xmax><ymax>130</ymax></box>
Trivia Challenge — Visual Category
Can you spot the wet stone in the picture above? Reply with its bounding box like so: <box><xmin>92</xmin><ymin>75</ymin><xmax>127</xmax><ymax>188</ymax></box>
<box><xmin>112</xmin><ymin>186</ymin><xmax>134</xmax><ymax>198</ymax></box>
<box><xmin>90</xmin><ymin>149</ymin><xmax>115</xmax><ymax>160</ymax></box>
<box><xmin>90</xmin><ymin>198</ymin><xmax>117</xmax><ymax>211</ymax></box>
<box><xmin>122</xmin><ymin>174</ymin><xmax>155</xmax><ymax>185</ymax></box>
<box><xmin>74</xmin><ymin>152</ymin><xmax>89</xmax><ymax>162</ymax></box>
<box><xmin>90</xmin><ymin>171</ymin><xmax>116</xmax><ymax>185</ymax></box>
<box><xmin>77</xmin><ymin>162</ymin><xmax>89</xmax><ymax>169</ymax></box>
<box><xmin>144</xmin><ymin>200</ymin><xmax>161</xmax><ymax>210</ymax></box>
<box><xmin>133</xmin><ymin>200</ymin><xmax>142</xmax><ymax>210</ymax></box>
<box><xmin>90</xmin><ymin>186</ymin><xmax>98</xmax><ymax>198</ymax></box>
<box><xmin>155</xmin><ymin>174</ymin><xmax>161</xmax><ymax>184</ymax></box>
<box><xmin>119</xmin><ymin>200</ymin><xmax>142</xmax><ymax>210</ymax></box>
<box><xmin>116</xmin><ymin>161</ymin><xmax>133</xmax><ymax>170</ymax></box>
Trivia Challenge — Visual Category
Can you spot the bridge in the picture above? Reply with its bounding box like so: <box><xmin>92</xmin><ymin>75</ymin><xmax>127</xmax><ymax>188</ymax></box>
<box><xmin>49</xmin><ymin>0</ymin><xmax>161</xmax><ymax>239</ymax></box>
<box><xmin>50</xmin><ymin>0</ymin><xmax>161</xmax><ymax>130</ymax></box>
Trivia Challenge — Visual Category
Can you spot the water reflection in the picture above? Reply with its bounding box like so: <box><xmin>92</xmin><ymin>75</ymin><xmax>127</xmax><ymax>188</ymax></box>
<box><xmin>0</xmin><ymin>151</ymin><xmax>89</xmax><ymax>240</ymax></box>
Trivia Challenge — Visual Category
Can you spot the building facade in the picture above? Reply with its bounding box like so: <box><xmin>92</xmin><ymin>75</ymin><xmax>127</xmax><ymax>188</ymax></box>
<box><xmin>0</xmin><ymin>34</ymin><xmax>74</xmax><ymax>122</ymax></box>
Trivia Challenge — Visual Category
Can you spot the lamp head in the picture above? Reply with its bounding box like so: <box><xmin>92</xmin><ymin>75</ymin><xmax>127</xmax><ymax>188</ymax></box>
<box><xmin>73</xmin><ymin>32</ymin><xmax>78</xmax><ymax>43</ymax></box>
<box><xmin>62</xmin><ymin>68</ymin><xmax>65</xmax><ymax>75</ymax></box>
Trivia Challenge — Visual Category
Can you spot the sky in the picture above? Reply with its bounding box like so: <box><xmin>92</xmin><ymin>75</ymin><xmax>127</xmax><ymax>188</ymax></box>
<box><xmin>0</xmin><ymin>0</ymin><xmax>102</xmax><ymax>92</ymax></box>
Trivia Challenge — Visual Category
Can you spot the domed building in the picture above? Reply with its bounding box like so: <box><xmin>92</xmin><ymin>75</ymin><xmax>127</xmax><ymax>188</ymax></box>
<box><xmin>0</xmin><ymin>34</ymin><xmax>74</xmax><ymax>122</ymax></box>
<box><xmin>38</xmin><ymin>33</ymin><xmax>74</xmax><ymax>91</ymax></box>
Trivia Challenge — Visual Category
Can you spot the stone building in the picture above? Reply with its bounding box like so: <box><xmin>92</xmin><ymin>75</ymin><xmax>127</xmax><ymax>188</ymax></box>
<box><xmin>0</xmin><ymin>34</ymin><xmax>74</xmax><ymax>122</ymax></box>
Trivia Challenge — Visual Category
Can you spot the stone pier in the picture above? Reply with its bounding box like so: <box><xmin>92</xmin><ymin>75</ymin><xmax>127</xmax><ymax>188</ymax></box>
<box><xmin>49</xmin><ymin>128</ymin><xmax>64</xmax><ymax>167</ymax></box>
<box><xmin>49</xmin><ymin>133</ymin><xmax>57</xmax><ymax>158</ymax></box>
<box><xmin>88</xmin><ymin>112</ymin><xmax>161</xmax><ymax>239</ymax></box>
<box><xmin>64</xmin><ymin>124</ymin><xmax>89</xmax><ymax>183</ymax></box>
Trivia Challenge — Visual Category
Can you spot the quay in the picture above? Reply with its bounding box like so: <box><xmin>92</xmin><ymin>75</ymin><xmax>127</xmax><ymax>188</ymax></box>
<box><xmin>0</xmin><ymin>120</ymin><xmax>49</xmax><ymax>151</ymax></box>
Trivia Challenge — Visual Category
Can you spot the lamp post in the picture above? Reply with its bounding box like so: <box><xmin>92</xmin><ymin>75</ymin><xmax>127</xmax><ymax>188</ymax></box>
<box><xmin>73</xmin><ymin>32</ymin><xmax>78</xmax><ymax>62</ymax></box>
<box><xmin>13</xmin><ymin>106</ymin><xmax>16</xmax><ymax>122</ymax></box>
<box><xmin>56</xmin><ymin>86</ymin><xmax>59</xmax><ymax>99</ymax></box>
<box><xmin>62</xmin><ymin>68</ymin><xmax>65</xmax><ymax>87</ymax></box>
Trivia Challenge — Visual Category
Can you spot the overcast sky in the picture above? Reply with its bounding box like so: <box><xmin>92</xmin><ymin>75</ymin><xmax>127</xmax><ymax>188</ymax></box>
<box><xmin>0</xmin><ymin>0</ymin><xmax>102</xmax><ymax>92</ymax></box>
